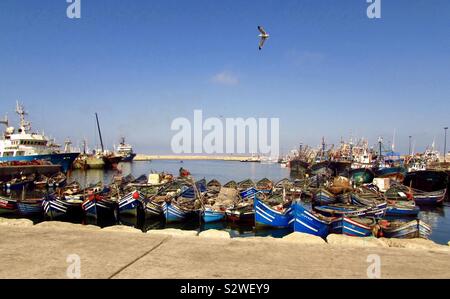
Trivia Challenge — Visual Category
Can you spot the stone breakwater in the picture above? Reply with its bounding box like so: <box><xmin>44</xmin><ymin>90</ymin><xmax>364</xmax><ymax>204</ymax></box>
<box><xmin>0</xmin><ymin>217</ymin><xmax>449</xmax><ymax>279</ymax></box>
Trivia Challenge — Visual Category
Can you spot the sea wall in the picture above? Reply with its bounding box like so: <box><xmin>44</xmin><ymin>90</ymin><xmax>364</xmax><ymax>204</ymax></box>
<box><xmin>0</xmin><ymin>218</ymin><xmax>449</xmax><ymax>279</ymax></box>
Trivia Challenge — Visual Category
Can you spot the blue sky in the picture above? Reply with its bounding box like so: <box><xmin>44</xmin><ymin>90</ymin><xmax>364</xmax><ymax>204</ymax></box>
<box><xmin>0</xmin><ymin>0</ymin><xmax>449</xmax><ymax>154</ymax></box>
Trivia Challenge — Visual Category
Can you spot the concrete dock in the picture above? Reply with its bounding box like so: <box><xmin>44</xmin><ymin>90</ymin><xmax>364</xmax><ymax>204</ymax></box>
<box><xmin>0</xmin><ymin>219</ymin><xmax>449</xmax><ymax>279</ymax></box>
<box><xmin>134</xmin><ymin>154</ymin><xmax>260</xmax><ymax>162</ymax></box>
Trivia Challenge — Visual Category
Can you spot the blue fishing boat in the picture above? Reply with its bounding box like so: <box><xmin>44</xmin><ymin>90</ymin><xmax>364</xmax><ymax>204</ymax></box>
<box><xmin>330</xmin><ymin>217</ymin><xmax>376</xmax><ymax>237</ymax></box>
<box><xmin>385</xmin><ymin>202</ymin><xmax>419</xmax><ymax>217</ymax></box>
<box><xmin>413</xmin><ymin>189</ymin><xmax>446</xmax><ymax>206</ymax></box>
<box><xmin>313</xmin><ymin>188</ymin><xmax>337</xmax><ymax>206</ymax></box>
<box><xmin>118</xmin><ymin>191</ymin><xmax>146</xmax><ymax>218</ymax></box>
<box><xmin>43</xmin><ymin>194</ymin><xmax>84</xmax><ymax>220</ymax></box>
<box><xmin>144</xmin><ymin>200</ymin><xmax>164</xmax><ymax>219</ymax></box>
<box><xmin>180</xmin><ymin>179</ymin><xmax>207</xmax><ymax>199</ymax></box>
<box><xmin>43</xmin><ymin>195</ymin><xmax>68</xmax><ymax>219</ymax></box>
<box><xmin>292</xmin><ymin>202</ymin><xmax>331</xmax><ymax>238</ymax></box>
<box><xmin>350</xmin><ymin>191</ymin><xmax>387</xmax><ymax>218</ymax></box>
<box><xmin>162</xmin><ymin>201</ymin><xmax>199</xmax><ymax>223</ymax></box>
<box><xmin>239</xmin><ymin>187</ymin><xmax>258</xmax><ymax>200</ymax></box>
<box><xmin>202</xmin><ymin>207</ymin><xmax>226</xmax><ymax>223</ymax></box>
<box><xmin>17</xmin><ymin>199</ymin><xmax>43</xmax><ymax>216</ymax></box>
<box><xmin>82</xmin><ymin>195</ymin><xmax>117</xmax><ymax>219</ymax></box>
<box><xmin>254</xmin><ymin>195</ymin><xmax>292</xmax><ymax>228</ymax></box>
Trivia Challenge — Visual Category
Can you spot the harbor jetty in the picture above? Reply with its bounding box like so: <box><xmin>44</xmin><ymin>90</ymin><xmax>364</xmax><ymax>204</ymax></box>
<box><xmin>0</xmin><ymin>219</ymin><xmax>449</xmax><ymax>279</ymax></box>
<box><xmin>134</xmin><ymin>154</ymin><xmax>261</xmax><ymax>162</ymax></box>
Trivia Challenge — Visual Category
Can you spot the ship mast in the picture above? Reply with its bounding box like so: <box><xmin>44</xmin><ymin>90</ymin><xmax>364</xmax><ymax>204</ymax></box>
<box><xmin>95</xmin><ymin>113</ymin><xmax>105</xmax><ymax>153</ymax></box>
<box><xmin>16</xmin><ymin>101</ymin><xmax>32</xmax><ymax>133</ymax></box>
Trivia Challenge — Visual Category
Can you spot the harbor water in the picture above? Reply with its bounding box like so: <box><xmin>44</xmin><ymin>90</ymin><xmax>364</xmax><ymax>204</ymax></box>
<box><xmin>65</xmin><ymin>160</ymin><xmax>450</xmax><ymax>245</ymax></box>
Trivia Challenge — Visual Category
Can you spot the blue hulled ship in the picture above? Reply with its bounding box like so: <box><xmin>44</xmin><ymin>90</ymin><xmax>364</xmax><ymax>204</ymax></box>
<box><xmin>0</xmin><ymin>102</ymin><xmax>79</xmax><ymax>172</ymax></box>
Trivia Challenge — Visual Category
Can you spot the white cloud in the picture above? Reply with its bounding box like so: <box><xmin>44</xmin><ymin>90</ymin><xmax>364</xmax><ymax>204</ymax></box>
<box><xmin>211</xmin><ymin>71</ymin><xmax>239</xmax><ymax>86</ymax></box>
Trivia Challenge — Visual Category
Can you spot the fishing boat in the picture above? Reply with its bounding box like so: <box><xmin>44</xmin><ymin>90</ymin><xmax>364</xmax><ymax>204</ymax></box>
<box><xmin>16</xmin><ymin>190</ymin><xmax>45</xmax><ymax>216</ymax></box>
<box><xmin>237</xmin><ymin>179</ymin><xmax>255</xmax><ymax>192</ymax></box>
<box><xmin>86</xmin><ymin>152</ymin><xmax>106</xmax><ymax>169</ymax></box>
<box><xmin>47</xmin><ymin>172</ymin><xmax>67</xmax><ymax>189</ymax></box>
<box><xmin>385</xmin><ymin>184</ymin><xmax>419</xmax><ymax>217</ymax></box>
<box><xmin>223</xmin><ymin>181</ymin><xmax>237</xmax><ymax>189</ymax></box>
<box><xmin>179</xmin><ymin>179</ymin><xmax>207</xmax><ymax>199</ymax></box>
<box><xmin>82</xmin><ymin>193</ymin><xmax>118</xmax><ymax>220</ymax></box>
<box><xmin>412</xmin><ymin>188</ymin><xmax>447</xmax><ymax>206</ymax></box>
<box><xmin>162</xmin><ymin>200</ymin><xmax>200</xmax><ymax>223</ymax></box>
<box><xmin>206</xmin><ymin>179</ymin><xmax>222</xmax><ymax>193</ymax></box>
<box><xmin>404</xmin><ymin>171</ymin><xmax>448</xmax><ymax>193</ymax></box>
<box><xmin>0</xmin><ymin>195</ymin><xmax>17</xmax><ymax>214</ymax></box>
<box><xmin>225</xmin><ymin>204</ymin><xmax>255</xmax><ymax>225</ymax></box>
<box><xmin>0</xmin><ymin>102</ymin><xmax>79</xmax><ymax>172</ymax></box>
<box><xmin>313</xmin><ymin>203</ymin><xmax>371</xmax><ymax>218</ymax></box>
<box><xmin>254</xmin><ymin>195</ymin><xmax>292</xmax><ymax>228</ymax></box>
<box><xmin>380</xmin><ymin>219</ymin><xmax>432</xmax><ymax>239</ymax></box>
<box><xmin>312</xmin><ymin>188</ymin><xmax>337</xmax><ymax>206</ymax></box>
<box><xmin>42</xmin><ymin>194</ymin><xmax>84</xmax><ymax>220</ymax></box>
<box><xmin>33</xmin><ymin>174</ymin><xmax>49</xmax><ymax>189</ymax></box>
<box><xmin>202</xmin><ymin>184</ymin><xmax>238</xmax><ymax>223</ymax></box>
<box><xmin>330</xmin><ymin>217</ymin><xmax>376</xmax><ymax>237</ymax></box>
<box><xmin>118</xmin><ymin>191</ymin><xmax>147</xmax><ymax>218</ymax></box>
<box><xmin>256</xmin><ymin>178</ymin><xmax>274</xmax><ymax>194</ymax></box>
<box><xmin>202</xmin><ymin>207</ymin><xmax>226</xmax><ymax>223</ymax></box>
<box><xmin>292</xmin><ymin>202</ymin><xmax>331</xmax><ymax>238</ymax></box>
<box><xmin>115</xmin><ymin>137</ymin><xmax>136</xmax><ymax>162</ymax></box>
<box><xmin>6</xmin><ymin>173</ymin><xmax>36</xmax><ymax>190</ymax></box>
<box><xmin>350</xmin><ymin>187</ymin><xmax>387</xmax><ymax>218</ymax></box>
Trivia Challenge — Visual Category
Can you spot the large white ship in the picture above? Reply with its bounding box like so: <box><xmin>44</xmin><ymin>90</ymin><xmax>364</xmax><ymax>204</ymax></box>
<box><xmin>0</xmin><ymin>102</ymin><xmax>79</xmax><ymax>172</ymax></box>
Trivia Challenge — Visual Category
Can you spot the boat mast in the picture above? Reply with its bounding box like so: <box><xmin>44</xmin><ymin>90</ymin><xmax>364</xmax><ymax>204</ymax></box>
<box><xmin>95</xmin><ymin>113</ymin><xmax>104</xmax><ymax>153</ymax></box>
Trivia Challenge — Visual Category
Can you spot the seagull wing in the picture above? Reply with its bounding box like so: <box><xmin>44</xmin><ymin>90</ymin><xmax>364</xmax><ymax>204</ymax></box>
<box><xmin>259</xmin><ymin>37</ymin><xmax>267</xmax><ymax>50</ymax></box>
<box><xmin>258</xmin><ymin>26</ymin><xmax>267</xmax><ymax>35</ymax></box>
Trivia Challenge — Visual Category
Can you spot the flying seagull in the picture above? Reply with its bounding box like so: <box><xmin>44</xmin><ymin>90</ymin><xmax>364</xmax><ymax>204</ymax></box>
<box><xmin>258</xmin><ymin>26</ymin><xmax>270</xmax><ymax>50</ymax></box>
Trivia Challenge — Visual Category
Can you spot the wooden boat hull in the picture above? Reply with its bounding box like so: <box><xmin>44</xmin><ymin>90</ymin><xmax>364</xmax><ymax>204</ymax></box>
<box><xmin>313</xmin><ymin>189</ymin><xmax>337</xmax><ymax>206</ymax></box>
<box><xmin>385</xmin><ymin>204</ymin><xmax>420</xmax><ymax>217</ymax></box>
<box><xmin>118</xmin><ymin>191</ymin><xmax>145</xmax><ymax>218</ymax></box>
<box><xmin>292</xmin><ymin>203</ymin><xmax>330</xmax><ymax>238</ymax></box>
<box><xmin>313</xmin><ymin>204</ymin><xmax>370</xmax><ymax>218</ymax></box>
<box><xmin>254</xmin><ymin>196</ymin><xmax>292</xmax><ymax>228</ymax></box>
<box><xmin>225</xmin><ymin>209</ymin><xmax>255</xmax><ymax>225</ymax></box>
<box><xmin>404</xmin><ymin>171</ymin><xmax>448</xmax><ymax>193</ymax></box>
<box><xmin>162</xmin><ymin>202</ymin><xmax>199</xmax><ymax>223</ymax></box>
<box><xmin>82</xmin><ymin>197</ymin><xmax>117</xmax><ymax>219</ymax></box>
<box><xmin>350</xmin><ymin>193</ymin><xmax>387</xmax><ymax>218</ymax></box>
<box><xmin>382</xmin><ymin>220</ymin><xmax>431</xmax><ymax>239</ymax></box>
<box><xmin>144</xmin><ymin>201</ymin><xmax>164</xmax><ymax>219</ymax></box>
<box><xmin>413</xmin><ymin>189</ymin><xmax>446</xmax><ymax>206</ymax></box>
<box><xmin>17</xmin><ymin>200</ymin><xmax>43</xmax><ymax>216</ymax></box>
<box><xmin>0</xmin><ymin>197</ymin><xmax>17</xmax><ymax>214</ymax></box>
<box><xmin>202</xmin><ymin>208</ymin><xmax>226</xmax><ymax>223</ymax></box>
<box><xmin>43</xmin><ymin>197</ymin><xmax>83</xmax><ymax>220</ymax></box>
<box><xmin>331</xmin><ymin>217</ymin><xmax>375</xmax><ymax>237</ymax></box>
